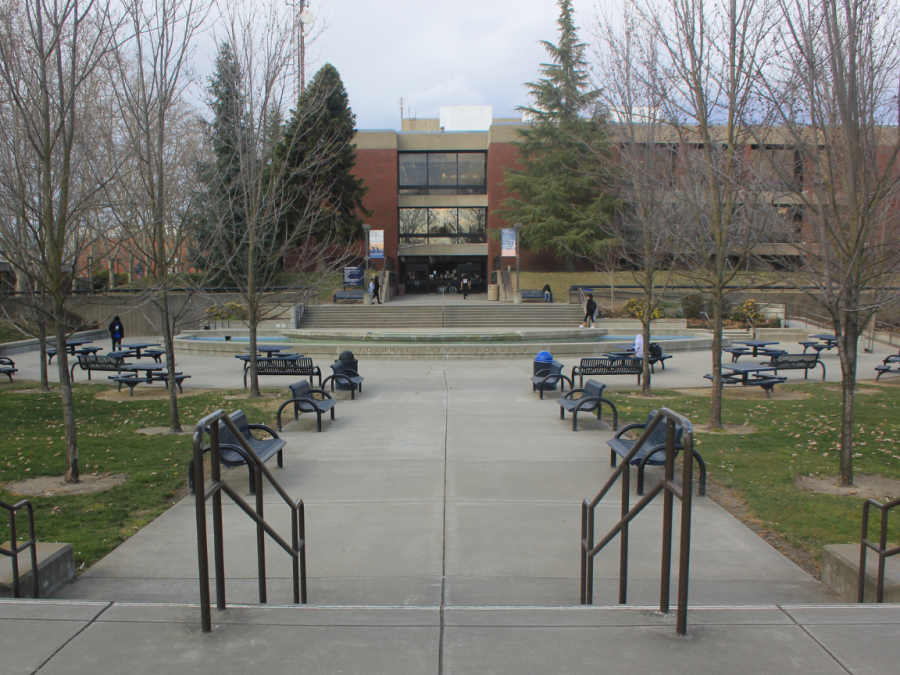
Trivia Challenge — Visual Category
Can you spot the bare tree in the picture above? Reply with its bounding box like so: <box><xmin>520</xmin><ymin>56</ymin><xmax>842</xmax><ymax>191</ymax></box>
<box><xmin>0</xmin><ymin>0</ymin><xmax>120</xmax><ymax>482</ymax></box>
<box><xmin>199</xmin><ymin>2</ymin><xmax>354</xmax><ymax>397</ymax></box>
<box><xmin>758</xmin><ymin>0</ymin><xmax>900</xmax><ymax>485</ymax></box>
<box><xmin>110</xmin><ymin>0</ymin><xmax>208</xmax><ymax>433</ymax></box>
<box><xmin>600</xmin><ymin>0</ymin><xmax>776</xmax><ymax>427</ymax></box>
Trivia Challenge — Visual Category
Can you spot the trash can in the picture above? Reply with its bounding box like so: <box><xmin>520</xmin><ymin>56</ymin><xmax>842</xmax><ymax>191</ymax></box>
<box><xmin>533</xmin><ymin>351</ymin><xmax>559</xmax><ymax>391</ymax></box>
<box><xmin>332</xmin><ymin>350</ymin><xmax>358</xmax><ymax>391</ymax></box>
<box><xmin>488</xmin><ymin>284</ymin><xmax>499</xmax><ymax>301</ymax></box>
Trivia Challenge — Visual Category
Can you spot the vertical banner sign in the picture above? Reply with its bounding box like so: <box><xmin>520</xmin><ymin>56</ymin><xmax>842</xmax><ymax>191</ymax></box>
<box><xmin>369</xmin><ymin>230</ymin><xmax>385</xmax><ymax>259</ymax></box>
<box><xmin>501</xmin><ymin>228</ymin><xmax>517</xmax><ymax>257</ymax></box>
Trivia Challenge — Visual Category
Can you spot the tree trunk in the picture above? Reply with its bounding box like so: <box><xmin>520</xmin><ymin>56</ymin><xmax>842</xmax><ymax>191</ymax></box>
<box><xmin>54</xmin><ymin>319</ymin><xmax>79</xmax><ymax>483</ymax></box>
<box><xmin>159</xmin><ymin>291</ymin><xmax>182</xmax><ymax>433</ymax></box>
<box><xmin>248</xmin><ymin>315</ymin><xmax>260</xmax><ymax>397</ymax></box>
<box><xmin>565</xmin><ymin>252</ymin><xmax>576</xmax><ymax>272</ymax></box>
<box><xmin>38</xmin><ymin>320</ymin><xmax>49</xmax><ymax>392</ymax></box>
<box><xmin>837</xmin><ymin>311</ymin><xmax>859</xmax><ymax>486</ymax></box>
<box><xmin>641</xmin><ymin>287</ymin><xmax>652</xmax><ymax>395</ymax></box>
<box><xmin>709</xmin><ymin>289</ymin><xmax>724</xmax><ymax>429</ymax></box>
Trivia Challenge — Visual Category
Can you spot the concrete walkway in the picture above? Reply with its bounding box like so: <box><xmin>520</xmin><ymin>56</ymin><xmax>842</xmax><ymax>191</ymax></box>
<box><xmin>4</xmin><ymin>348</ymin><xmax>900</xmax><ymax>673</ymax></box>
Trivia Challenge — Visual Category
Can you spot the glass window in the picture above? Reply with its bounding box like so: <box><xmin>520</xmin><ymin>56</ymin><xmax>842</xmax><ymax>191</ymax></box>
<box><xmin>428</xmin><ymin>154</ymin><xmax>458</xmax><ymax>186</ymax></box>
<box><xmin>458</xmin><ymin>208</ymin><xmax>487</xmax><ymax>242</ymax></box>
<box><xmin>457</xmin><ymin>153</ymin><xmax>486</xmax><ymax>186</ymax></box>
<box><xmin>398</xmin><ymin>154</ymin><xmax>427</xmax><ymax>187</ymax></box>
<box><xmin>399</xmin><ymin>208</ymin><xmax>428</xmax><ymax>245</ymax></box>
<box><xmin>428</xmin><ymin>208</ymin><xmax>456</xmax><ymax>245</ymax></box>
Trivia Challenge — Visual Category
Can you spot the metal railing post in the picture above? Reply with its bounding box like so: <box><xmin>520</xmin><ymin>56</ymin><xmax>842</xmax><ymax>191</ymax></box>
<box><xmin>660</xmin><ymin>419</ymin><xmax>675</xmax><ymax>614</ymax></box>
<box><xmin>193</xmin><ymin>421</ymin><xmax>213</xmax><ymax>633</ymax></box>
<box><xmin>210</xmin><ymin>423</ymin><xmax>226</xmax><ymax>611</ymax></box>
<box><xmin>619</xmin><ymin>456</ymin><xmax>630</xmax><ymax>605</ymax></box>
<box><xmin>677</xmin><ymin>428</ymin><xmax>695</xmax><ymax>636</ymax></box>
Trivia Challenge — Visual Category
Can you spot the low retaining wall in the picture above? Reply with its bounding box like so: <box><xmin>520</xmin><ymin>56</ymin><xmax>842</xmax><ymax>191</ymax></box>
<box><xmin>0</xmin><ymin>329</ymin><xmax>108</xmax><ymax>357</ymax></box>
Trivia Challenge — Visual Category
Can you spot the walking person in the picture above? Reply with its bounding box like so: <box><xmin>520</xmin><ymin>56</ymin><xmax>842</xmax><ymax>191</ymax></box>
<box><xmin>461</xmin><ymin>276</ymin><xmax>470</xmax><ymax>300</ymax></box>
<box><xmin>580</xmin><ymin>294</ymin><xmax>597</xmax><ymax>329</ymax></box>
<box><xmin>372</xmin><ymin>275</ymin><xmax>382</xmax><ymax>304</ymax></box>
<box><xmin>109</xmin><ymin>315</ymin><xmax>125</xmax><ymax>351</ymax></box>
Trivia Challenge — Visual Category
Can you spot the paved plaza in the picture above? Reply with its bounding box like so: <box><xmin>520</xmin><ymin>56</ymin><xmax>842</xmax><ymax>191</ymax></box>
<box><xmin>3</xmin><ymin>339</ymin><xmax>900</xmax><ymax>673</ymax></box>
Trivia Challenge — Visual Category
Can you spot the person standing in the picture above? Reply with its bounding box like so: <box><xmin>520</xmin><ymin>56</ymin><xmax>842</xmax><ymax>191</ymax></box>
<box><xmin>580</xmin><ymin>294</ymin><xmax>597</xmax><ymax>328</ymax></box>
<box><xmin>109</xmin><ymin>315</ymin><xmax>125</xmax><ymax>351</ymax></box>
<box><xmin>461</xmin><ymin>276</ymin><xmax>470</xmax><ymax>300</ymax></box>
<box><xmin>372</xmin><ymin>275</ymin><xmax>382</xmax><ymax>304</ymax></box>
<box><xmin>633</xmin><ymin>333</ymin><xmax>644</xmax><ymax>358</ymax></box>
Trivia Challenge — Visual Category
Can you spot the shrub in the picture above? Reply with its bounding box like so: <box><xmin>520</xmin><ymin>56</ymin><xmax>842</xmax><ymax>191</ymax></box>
<box><xmin>205</xmin><ymin>302</ymin><xmax>248</xmax><ymax>321</ymax></box>
<box><xmin>622</xmin><ymin>298</ymin><xmax>665</xmax><ymax>320</ymax></box>
<box><xmin>680</xmin><ymin>293</ymin><xmax>706</xmax><ymax>319</ymax></box>
<box><xmin>730</xmin><ymin>299</ymin><xmax>765</xmax><ymax>324</ymax></box>
<box><xmin>91</xmin><ymin>269</ymin><xmax>129</xmax><ymax>290</ymax></box>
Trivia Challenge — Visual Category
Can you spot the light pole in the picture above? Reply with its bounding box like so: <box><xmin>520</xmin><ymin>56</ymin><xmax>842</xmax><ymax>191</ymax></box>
<box><xmin>514</xmin><ymin>223</ymin><xmax>522</xmax><ymax>295</ymax></box>
<box><xmin>87</xmin><ymin>255</ymin><xmax>93</xmax><ymax>294</ymax></box>
<box><xmin>362</xmin><ymin>224</ymin><xmax>371</xmax><ymax>303</ymax></box>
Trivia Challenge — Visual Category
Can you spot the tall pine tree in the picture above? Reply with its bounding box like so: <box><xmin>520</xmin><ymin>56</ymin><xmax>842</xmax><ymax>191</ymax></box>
<box><xmin>275</xmin><ymin>63</ymin><xmax>368</xmax><ymax>245</ymax></box>
<box><xmin>499</xmin><ymin>0</ymin><xmax>616</xmax><ymax>270</ymax></box>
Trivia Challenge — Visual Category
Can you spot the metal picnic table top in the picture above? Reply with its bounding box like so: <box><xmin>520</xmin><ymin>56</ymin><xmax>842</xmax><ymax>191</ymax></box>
<box><xmin>120</xmin><ymin>343</ymin><xmax>161</xmax><ymax>359</ymax></box>
<box><xmin>244</xmin><ymin>345</ymin><xmax>294</xmax><ymax>358</ymax></box>
<box><xmin>731</xmin><ymin>340</ymin><xmax>781</xmax><ymax>357</ymax></box>
<box><xmin>722</xmin><ymin>362</ymin><xmax>780</xmax><ymax>383</ymax></box>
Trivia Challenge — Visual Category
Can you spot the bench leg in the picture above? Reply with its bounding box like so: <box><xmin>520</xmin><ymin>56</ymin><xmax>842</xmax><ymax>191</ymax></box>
<box><xmin>694</xmin><ymin>450</ymin><xmax>707</xmax><ymax>497</ymax></box>
<box><xmin>277</xmin><ymin>449</ymin><xmax>283</xmax><ymax>468</ymax></box>
<box><xmin>611</xmin><ymin>450</ymin><xmax>617</xmax><ymax>468</ymax></box>
<box><xmin>316</xmin><ymin>412</ymin><xmax>322</xmax><ymax>432</ymax></box>
<box><xmin>560</xmin><ymin>407</ymin><xmax>565</xmax><ymax>420</ymax></box>
<box><xmin>330</xmin><ymin>408</ymin><xmax>335</xmax><ymax>420</ymax></box>
<box><xmin>247</xmin><ymin>464</ymin><xmax>256</xmax><ymax>495</ymax></box>
<box><xmin>572</xmin><ymin>410</ymin><xmax>578</xmax><ymax>431</ymax></box>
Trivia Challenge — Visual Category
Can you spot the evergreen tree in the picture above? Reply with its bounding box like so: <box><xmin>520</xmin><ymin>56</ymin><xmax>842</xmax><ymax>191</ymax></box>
<box><xmin>275</xmin><ymin>63</ymin><xmax>369</xmax><ymax>245</ymax></box>
<box><xmin>499</xmin><ymin>0</ymin><xmax>617</xmax><ymax>270</ymax></box>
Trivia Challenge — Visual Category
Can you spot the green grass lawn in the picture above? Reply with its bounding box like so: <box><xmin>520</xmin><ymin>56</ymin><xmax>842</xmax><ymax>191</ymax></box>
<box><xmin>0</xmin><ymin>321</ymin><xmax>24</xmax><ymax>343</ymax></box>
<box><xmin>0</xmin><ymin>383</ymin><xmax>281</xmax><ymax>568</ymax></box>
<box><xmin>603</xmin><ymin>382</ymin><xmax>900</xmax><ymax>570</ymax></box>
<box><xmin>2</xmin><ymin>379</ymin><xmax>898</xmax><ymax>576</ymax></box>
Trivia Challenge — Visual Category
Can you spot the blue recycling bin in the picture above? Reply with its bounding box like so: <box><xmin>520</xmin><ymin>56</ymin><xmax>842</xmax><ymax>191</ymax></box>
<box><xmin>533</xmin><ymin>351</ymin><xmax>559</xmax><ymax>391</ymax></box>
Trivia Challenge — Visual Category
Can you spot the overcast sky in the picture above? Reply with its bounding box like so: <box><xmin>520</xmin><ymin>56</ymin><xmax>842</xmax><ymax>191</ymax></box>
<box><xmin>289</xmin><ymin>0</ymin><xmax>600</xmax><ymax>130</ymax></box>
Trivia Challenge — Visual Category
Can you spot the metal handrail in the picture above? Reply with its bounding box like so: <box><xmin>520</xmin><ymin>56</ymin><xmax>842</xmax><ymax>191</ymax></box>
<box><xmin>0</xmin><ymin>499</ymin><xmax>40</xmax><ymax>598</ymax></box>
<box><xmin>858</xmin><ymin>496</ymin><xmax>900</xmax><ymax>603</ymax></box>
<box><xmin>580</xmin><ymin>408</ymin><xmax>695</xmax><ymax>636</ymax></box>
<box><xmin>192</xmin><ymin>410</ymin><xmax>307</xmax><ymax>633</ymax></box>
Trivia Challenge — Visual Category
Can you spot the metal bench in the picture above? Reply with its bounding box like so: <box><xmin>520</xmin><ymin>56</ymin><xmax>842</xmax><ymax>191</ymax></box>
<box><xmin>557</xmin><ymin>379</ymin><xmax>619</xmax><ymax>431</ymax></box>
<box><xmin>244</xmin><ymin>356</ymin><xmax>322</xmax><ymax>389</ymax></box>
<box><xmin>0</xmin><ymin>356</ymin><xmax>17</xmax><ymax>382</ymax></box>
<box><xmin>764</xmin><ymin>353</ymin><xmax>826</xmax><ymax>380</ymax></box>
<box><xmin>875</xmin><ymin>364</ymin><xmax>900</xmax><ymax>381</ymax></box>
<box><xmin>334</xmin><ymin>290</ymin><xmax>364</xmax><ymax>303</ymax></box>
<box><xmin>608</xmin><ymin>410</ymin><xmax>706</xmax><ymax>496</ymax></box>
<box><xmin>519</xmin><ymin>289</ymin><xmax>544</xmax><ymax>302</ymax></box>
<box><xmin>322</xmin><ymin>362</ymin><xmax>364</xmax><ymax>399</ymax></box>
<box><xmin>608</xmin><ymin>345</ymin><xmax>674</xmax><ymax>373</ymax></box>
<box><xmin>190</xmin><ymin>410</ymin><xmax>285</xmax><ymax>495</ymax></box>
<box><xmin>531</xmin><ymin>359</ymin><xmax>573</xmax><ymax>399</ymax></box>
<box><xmin>70</xmin><ymin>354</ymin><xmax>127</xmax><ymax>381</ymax></box>
<box><xmin>276</xmin><ymin>380</ymin><xmax>337</xmax><ymax>432</ymax></box>
<box><xmin>571</xmin><ymin>357</ymin><xmax>643</xmax><ymax>386</ymax></box>
<box><xmin>144</xmin><ymin>349</ymin><xmax>167</xmax><ymax>363</ymax></box>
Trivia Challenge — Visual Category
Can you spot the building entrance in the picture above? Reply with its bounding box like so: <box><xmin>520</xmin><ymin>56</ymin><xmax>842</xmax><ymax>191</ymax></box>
<box><xmin>399</xmin><ymin>256</ymin><xmax>487</xmax><ymax>295</ymax></box>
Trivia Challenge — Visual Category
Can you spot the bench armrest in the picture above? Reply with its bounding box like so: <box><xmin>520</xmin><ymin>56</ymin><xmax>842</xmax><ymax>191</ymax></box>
<box><xmin>613</xmin><ymin>422</ymin><xmax>646</xmax><ymax>440</ymax></box>
<box><xmin>562</xmin><ymin>388</ymin><xmax>585</xmax><ymax>399</ymax></box>
<box><xmin>247</xmin><ymin>423</ymin><xmax>279</xmax><ymax>440</ymax></box>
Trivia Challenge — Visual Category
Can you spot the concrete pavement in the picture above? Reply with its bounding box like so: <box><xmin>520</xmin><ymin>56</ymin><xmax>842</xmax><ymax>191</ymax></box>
<box><xmin>4</xmin><ymin>343</ymin><xmax>900</xmax><ymax>673</ymax></box>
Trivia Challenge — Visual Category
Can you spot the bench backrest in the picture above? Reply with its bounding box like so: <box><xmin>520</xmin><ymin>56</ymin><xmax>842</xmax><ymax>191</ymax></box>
<box><xmin>289</xmin><ymin>380</ymin><xmax>313</xmax><ymax>400</ymax></box>
<box><xmin>643</xmin><ymin>409</ymin><xmax>684</xmax><ymax>448</ymax></box>
<box><xmin>583</xmin><ymin>379</ymin><xmax>606</xmax><ymax>399</ymax></box>
<box><xmin>256</xmin><ymin>358</ymin><xmax>302</xmax><ymax>374</ymax></box>
<box><xmin>78</xmin><ymin>355</ymin><xmax>123</xmax><ymax>369</ymax></box>
<box><xmin>581</xmin><ymin>357</ymin><xmax>641</xmax><ymax>373</ymax></box>
<box><xmin>771</xmin><ymin>354</ymin><xmax>818</xmax><ymax>366</ymax></box>
<box><xmin>216</xmin><ymin>410</ymin><xmax>250</xmax><ymax>449</ymax></box>
<box><xmin>536</xmin><ymin>360</ymin><xmax>564</xmax><ymax>382</ymax></box>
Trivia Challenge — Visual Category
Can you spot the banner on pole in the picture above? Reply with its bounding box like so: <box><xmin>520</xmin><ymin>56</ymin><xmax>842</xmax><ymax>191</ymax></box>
<box><xmin>369</xmin><ymin>230</ymin><xmax>384</xmax><ymax>259</ymax></box>
<box><xmin>501</xmin><ymin>228</ymin><xmax>517</xmax><ymax>257</ymax></box>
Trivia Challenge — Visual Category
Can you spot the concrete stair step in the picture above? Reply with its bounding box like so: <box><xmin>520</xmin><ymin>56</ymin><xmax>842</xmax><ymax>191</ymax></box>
<box><xmin>0</xmin><ymin>541</ymin><xmax>74</xmax><ymax>598</ymax></box>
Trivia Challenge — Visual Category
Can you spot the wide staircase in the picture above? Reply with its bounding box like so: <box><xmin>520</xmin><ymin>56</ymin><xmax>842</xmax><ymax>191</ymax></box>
<box><xmin>299</xmin><ymin>303</ymin><xmax>584</xmax><ymax>329</ymax></box>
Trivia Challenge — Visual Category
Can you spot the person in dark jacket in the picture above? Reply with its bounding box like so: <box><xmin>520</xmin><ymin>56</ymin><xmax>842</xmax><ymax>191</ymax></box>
<box><xmin>461</xmin><ymin>276</ymin><xmax>470</xmax><ymax>299</ymax></box>
<box><xmin>372</xmin><ymin>275</ymin><xmax>382</xmax><ymax>304</ymax></box>
<box><xmin>581</xmin><ymin>294</ymin><xmax>597</xmax><ymax>328</ymax></box>
<box><xmin>542</xmin><ymin>284</ymin><xmax>552</xmax><ymax>302</ymax></box>
<box><xmin>109</xmin><ymin>316</ymin><xmax>125</xmax><ymax>351</ymax></box>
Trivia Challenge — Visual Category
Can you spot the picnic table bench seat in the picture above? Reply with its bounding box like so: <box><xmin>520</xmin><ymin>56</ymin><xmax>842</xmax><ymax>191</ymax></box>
<box><xmin>276</xmin><ymin>381</ymin><xmax>337</xmax><ymax>432</ymax></box>
<box><xmin>144</xmin><ymin>349</ymin><xmax>167</xmax><ymax>363</ymax></box>
<box><xmin>109</xmin><ymin>372</ymin><xmax>190</xmax><ymax>396</ymax></box>
<box><xmin>571</xmin><ymin>357</ymin><xmax>642</xmax><ymax>386</ymax></box>
<box><xmin>70</xmin><ymin>354</ymin><xmax>128</xmax><ymax>381</ymax></box>
<box><xmin>322</xmin><ymin>362</ymin><xmax>364</xmax><ymax>399</ymax></box>
<box><xmin>705</xmin><ymin>373</ymin><xmax>787</xmax><ymax>397</ymax></box>
<box><xmin>190</xmin><ymin>410</ymin><xmax>285</xmax><ymax>495</ymax></box>
<box><xmin>763</xmin><ymin>353</ymin><xmax>826</xmax><ymax>380</ymax></box>
<box><xmin>799</xmin><ymin>341</ymin><xmax>833</xmax><ymax>356</ymax></box>
<box><xmin>723</xmin><ymin>347</ymin><xmax>751</xmax><ymax>362</ymax></box>
<box><xmin>531</xmin><ymin>359</ymin><xmax>573</xmax><ymax>399</ymax></box>
<box><xmin>875</xmin><ymin>364</ymin><xmax>900</xmax><ymax>380</ymax></box>
<box><xmin>608</xmin><ymin>410</ymin><xmax>706</xmax><ymax>497</ymax></box>
<box><xmin>0</xmin><ymin>356</ymin><xmax>16</xmax><ymax>382</ymax></box>
<box><xmin>243</xmin><ymin>356</ymin><xmax>322</xmax><ymax>389</ymax></box>
<box><xmin>557</xmin><ymin>379</ymin><xmax>618</xmax><ymax>431</ymax></box>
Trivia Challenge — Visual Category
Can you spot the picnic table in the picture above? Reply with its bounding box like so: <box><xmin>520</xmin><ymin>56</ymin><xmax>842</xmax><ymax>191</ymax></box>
<box><xmin>731</xmin><ymin>340</ymin><xmax>780</xmax><ymax>357</ymax></box>
<box><xmin>120</xmin><ymin>342</ymin><xmax>161</xmax><ymax>359</ymax></box>
<box><xmin>47</xmin><ymin>339</ymin><xmax>94</xmax><ymax>363</ymax></box>
<box><xmin>712</xmin><ymin>363</ymin><xmax>788</xmax><ymax>398</ymax></box>
<box><xmin>809</xmin><ymin>334</ymin><xmax>838</xmax><ymax>348</ymax></box>
<box><xmin>244</xmin><ymin>345</ymin><xmax>294</xmax><ymax>358</ymax></box>
<box><xmin>120</xmin><ymin>363</ymin><xmax>167</xmax><ymax>379</ymax></box>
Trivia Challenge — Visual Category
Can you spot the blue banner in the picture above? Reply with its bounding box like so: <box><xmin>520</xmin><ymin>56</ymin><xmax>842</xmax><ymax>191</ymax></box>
<box><xmin>501</xmin><ymin>228</ymin><xmax>517</xmax><ymax>256</ymax></box>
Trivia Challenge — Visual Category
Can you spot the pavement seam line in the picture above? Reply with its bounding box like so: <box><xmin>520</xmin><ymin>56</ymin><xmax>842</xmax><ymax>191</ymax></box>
<box><xmin>438</xmin><ymin>364</ymin><xmax>449</xmax><ymax>675</ymax></box>
<box><xmin>778</xmin><ymin>605</ymin><xmax>854</xmax><ymax>675</ymax></box>
<box><xmin>32</xmin><ymin>602</ymin><xmax>113</xmax><ymax>674</ymax></box>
